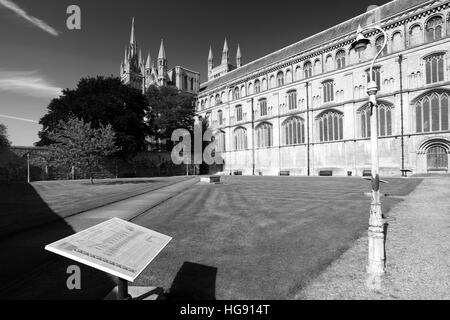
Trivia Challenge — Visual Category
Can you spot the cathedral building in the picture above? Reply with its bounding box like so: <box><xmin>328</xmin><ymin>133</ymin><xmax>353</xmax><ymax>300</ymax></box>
<box><xmin>196</xmin><ymin>0</ymin><xmax>450</xmax><ymax>176</ymax></box>
<box><xmin>120</xmin><ymin>18</ymin><xmax>200</xmax><ymax>95</ymax></box>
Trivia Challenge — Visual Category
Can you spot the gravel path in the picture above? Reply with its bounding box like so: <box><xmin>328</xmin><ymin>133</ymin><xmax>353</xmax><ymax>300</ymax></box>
<box><xmin>297</xmin><ymin>177</ymin><xmax>450</xmax><ymax>300</ymax></box>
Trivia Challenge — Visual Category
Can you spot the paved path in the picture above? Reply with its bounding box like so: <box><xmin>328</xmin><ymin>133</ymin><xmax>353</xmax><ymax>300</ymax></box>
<box><xmin>0</xmin><ymin>177</ymin><xmax>198</xmax><ymax>300</ymax></box>
<box><xmin>297</xmin><ymin>177</ymin><xmax>450</xmax><ymax>300</ymax></box>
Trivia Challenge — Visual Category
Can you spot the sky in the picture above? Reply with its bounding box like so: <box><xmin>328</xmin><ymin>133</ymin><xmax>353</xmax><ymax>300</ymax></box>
<box><xmin>0</xmin><ymin>0</ymin><xmax>391</xmax><ymax>146</ymax></box>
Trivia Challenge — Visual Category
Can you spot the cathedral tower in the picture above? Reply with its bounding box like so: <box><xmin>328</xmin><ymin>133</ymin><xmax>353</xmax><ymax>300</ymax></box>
<box><xmin>120</xmin><ymin>18</ymin><xmax>144</xmax><ymax>92</ymax></box>
<box><xmin>157</xmin><ymin>39</ymin><xmax>168</xmax><ymax>87</ymax></box>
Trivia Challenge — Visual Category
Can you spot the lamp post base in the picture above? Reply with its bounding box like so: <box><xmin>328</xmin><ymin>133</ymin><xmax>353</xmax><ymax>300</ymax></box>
<box><xmin>367</xmin><ymin>224</ymin><xmax>386</xmax><ymax>275</ymax></box>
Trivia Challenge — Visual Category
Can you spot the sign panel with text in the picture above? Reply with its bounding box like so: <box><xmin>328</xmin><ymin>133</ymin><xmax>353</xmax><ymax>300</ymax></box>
<box><xmin>45</xmin><ymin>218</ymin><xmax>172</xmax><ymax>282</ymax></box>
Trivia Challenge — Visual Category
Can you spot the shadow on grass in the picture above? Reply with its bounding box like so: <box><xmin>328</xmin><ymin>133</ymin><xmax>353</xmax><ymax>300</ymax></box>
<box><xmin>166</xmin><ymin>262</ymin><xmax>218</xmax><ymax>300</ymax></box>
<box><xmin>0</xmin><ymin>181</ymin><xmax>115</xmax><ymax>300</ymax></box>
<box><xmin>81</xmin><ymin>179</ymin><xmax>162</xmax><ymax>186</ymax></box>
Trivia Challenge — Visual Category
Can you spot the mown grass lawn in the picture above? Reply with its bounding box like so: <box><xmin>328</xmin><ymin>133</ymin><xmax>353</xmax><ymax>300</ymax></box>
<box><xmin>0</xmin><ymin>176</ymin><xmax>190</xmax><ymax>236</ymax></box>
<box><xmin>132</xmin><ymin>176</ymin><xmax>422</xmax><ymax>300</ymax></box>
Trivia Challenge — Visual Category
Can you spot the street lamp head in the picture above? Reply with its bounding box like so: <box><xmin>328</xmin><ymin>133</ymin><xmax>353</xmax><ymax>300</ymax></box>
<box><xmin>351</xmin><ymin>25</ymin><xmax>371</xmax><ymax>52</ymax></box>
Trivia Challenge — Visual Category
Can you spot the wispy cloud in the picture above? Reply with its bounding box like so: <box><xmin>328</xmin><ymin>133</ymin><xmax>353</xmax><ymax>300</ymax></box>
<box><xmin>0</xmin><ymin>114</ymin><xmax>38</xmax><ymax>124</ymax></box>
<box><xmin>0</xmin><ymin>70</ymin><xmax>62</xmax><ymax>99</ymax></box>
<box><xmin>0</xmin><ymin>0</ymin><xmax>60</xmax><ymax>36</ymax></box>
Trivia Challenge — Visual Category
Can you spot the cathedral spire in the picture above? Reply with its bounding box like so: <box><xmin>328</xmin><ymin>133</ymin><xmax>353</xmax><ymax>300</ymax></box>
<box><xmin>221</xmin><ymin>38</ymin><xmax>229</xmax><ymax>65</ymax></box>
<box><xmin>236</xmin><ymin>44</ymin><xmax>242</xmax><ymax>68</ymax></box>
<box><xmin>158</xmin><ymin>39</ymin><xmax>166</xmax><ymax>60</ymax></box>
<box><xmin>208</xmin><ymin>45</ymin><xmax>214</xmax><ymax>74</ymax></box>
<box><xmin>208</xmin><ymin>46</ymin><xmax>213</xmax><ymax>62</ymax></box>
<box><xmin>130</xmin><ymin>17</ymin><xmax>136</xmax><ymax>45</ymax></box>
<box><xmin>146</xmin><ymin>52</ymin><xmax>151</xmax><ymax>69</ymax></box>
<box><xmin>223</xmin><ymin>38</ymin><xmax>229</xmax><ymax>53</ymax></box>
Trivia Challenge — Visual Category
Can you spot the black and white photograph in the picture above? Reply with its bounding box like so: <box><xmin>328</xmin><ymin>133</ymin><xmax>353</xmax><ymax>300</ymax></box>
<box><xmin>0</xmin><ymin>0</ymin><xmax>449</xmax><ymax>308</ymax></box>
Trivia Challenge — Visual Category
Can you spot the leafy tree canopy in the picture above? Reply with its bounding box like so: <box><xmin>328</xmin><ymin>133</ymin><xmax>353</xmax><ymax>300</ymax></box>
<box><xmin>145</xmin><ymin>85</ymin><xmax>196</xmax><ymax>151</ymax></box>
<box><xmin>47</xmin><ymin>117</ymin><xmax>120</xmax><ymax>184</ymax></box>
<box><xmin>37</xmin><ymin>76</ymin><xmax>148</xmax><ymax>157</ymax></box>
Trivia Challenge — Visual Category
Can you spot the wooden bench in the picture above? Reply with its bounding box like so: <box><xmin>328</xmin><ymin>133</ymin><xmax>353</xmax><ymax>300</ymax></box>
<box><xmin>401</xmin><ymin>169</ymin><xmax>412</xmax><ymax>177</ymax></box>
<box><xmin>210</xmin><ymin>176</ymin><xmax>221</xmax><ymax>183</ymax></box>
<box><xmin>233</xmin><ymin>170</ymin><xmax>243</xmax><ymax>176</ymax></box>
<box><xmin>279</xmin><ymin>171</ymin><xmax>290</xmax><ymax>176</ymax></box>
<box><xmin>362</xmin><ymin>170</ymin><xmax>372</xmax><ymax>177</ymax></box>
<box><xmin>319</xmin><ymin>170</ymin><xmax>333</xmax><ymax>177</ymax></box>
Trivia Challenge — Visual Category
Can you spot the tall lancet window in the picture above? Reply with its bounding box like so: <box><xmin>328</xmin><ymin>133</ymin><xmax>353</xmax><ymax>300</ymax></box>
<box><xmin>336</xmin><ymin>50</ymin><xmax>346</xmax><ymax>70</ymax></box>
<box><xmin>277</xmin><ymin>71</ymin><xmax>285</xmax><ymax>87</ymax></box>
<box><xmin>304</xmin><ymin>61</ymin><xmax>312</xmax><ymax>79</ymax></box>
<box><xmin>254</xmin><ymin>80</ymin><xmax>261</xmax><ymax>93</ymax></box>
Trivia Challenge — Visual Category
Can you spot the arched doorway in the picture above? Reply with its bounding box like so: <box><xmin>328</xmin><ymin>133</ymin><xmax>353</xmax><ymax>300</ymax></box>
<box><xmin>427</xmin><ymin>146</ymin><xmax>448</xmax><ymax>172</ymax></box>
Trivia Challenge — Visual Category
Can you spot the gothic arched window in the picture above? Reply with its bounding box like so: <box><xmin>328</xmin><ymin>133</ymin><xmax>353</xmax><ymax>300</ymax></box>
<box><xmin>336</xmin><ymin>50</ymin><xmax>346</xmax><ymax>69</ymax></box>
<box><xmin>254</xmin><ymin>79</ymin><xmax>261</xmax><ymax>93</ymax></box>
<box><xmin>233</xmin><ymin>127</ymin><xmax>247</xmax><ymax>151</ymax></box>
<box><xmin>317</xmin><ymin>110</ymin><xmax>343</xmax><ymax>142</ymax></box>
<box><xmin>282</xmin><ymin>117</ymin><xmax>305</xmax><ymax>145</ymax></box>
<box><xmin>215</xmin><ymin>130</ymin><xmax>226</xmax><ymax>152</ymax></box>
<box><xmin>255</xmin><ymin>122</ymin><xmax>273</xmax><ymax>148</ymax></box>
<box><xmin>425</xmin><ymin>16</ymin><xmax>444</xmax><ymax>42</ymax></box>
<box><xmin>248</xmin><ymin>83</ymin><xmax>253</xmax><ymax>95</ymax></box>
<box><xmin>416</xmin><ymin>91</ymin><xmax>449</xmax><ymax>133</ymax></box>
<box><xmin>358</xmin><ymin>102</ymin><xmax>393</xmax><ymax>138</ymax></box>
<box><xmin>277</xmin><ymin>71</ymin><xmax>284</xmax><ymax>87</ymax></box>
<box><xmin>215</xmin><ymin>94</ymin><xmax>221</xmax><ymax>105</ymax></box>
<box><xmin>241</xmin><ymin>85</ymin><xmax>246</xmax><ymax>97</ymax></box>
<box><xmin>375</xmin><ymin>35</ymin><xmax>388</xmax><ymax>56</ymax></box>
<box><xmin>424</xmin><ymin>53</ymin><xmax>445</xmax><ymax>84</ymax></box>
<box><xmin>304</xmin><ymin>61</ymin><xmax>312</xmax><ymax>78</ymax></box>
<box><xmin>262</xmin><ymin>78</ymin><xmax>267</xmax><ymax>91</ymax></box>
<box><xmin>234</xmin><ymin>87</ymin><xmax>240</xmax><ymax>100</ymax></box>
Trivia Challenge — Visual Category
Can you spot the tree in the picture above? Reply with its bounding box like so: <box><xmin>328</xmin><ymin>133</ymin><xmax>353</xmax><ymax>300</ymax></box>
<box><xmin>145</xmin><ymin>85</ymin><xmax>196</xmax><ymax>151</ymax></box>
<box><xmin>38</xmin><ymin>76</ymin><xmax>148</xmax><ymax>157</ymax></box>
<box><xmin>0</xmin><ymin>124</ymin><xmax>11</xmax><ymax>148</ymax></box>
<box><xmin>47</xmin><ymin>117</ymin><xmax>120</xmax><ymax>184</ymax></box>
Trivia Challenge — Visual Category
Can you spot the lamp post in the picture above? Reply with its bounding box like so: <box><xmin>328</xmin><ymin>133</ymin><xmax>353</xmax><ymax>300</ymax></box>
<box><xmin>351</xmin><ymin>24</ymin><xmax>388</xmax><ymax>275</ymax></box>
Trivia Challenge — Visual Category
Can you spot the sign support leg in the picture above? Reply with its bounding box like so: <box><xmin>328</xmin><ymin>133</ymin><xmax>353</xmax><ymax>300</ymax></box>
<box><xmin>117</xmin><ymin>278</ymin><xmax>132</xmax><ymax>300</ymax></box>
